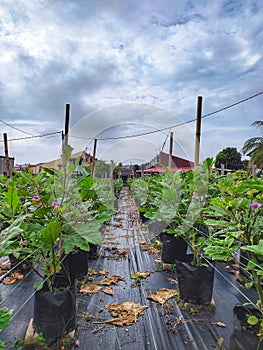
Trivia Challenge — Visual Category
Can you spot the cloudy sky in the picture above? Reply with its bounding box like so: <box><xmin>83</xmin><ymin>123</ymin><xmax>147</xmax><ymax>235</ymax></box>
<box><xmin>0</xmin><ymin>0</ymin><xmax>262</xmax><ymax>165</ymax></box>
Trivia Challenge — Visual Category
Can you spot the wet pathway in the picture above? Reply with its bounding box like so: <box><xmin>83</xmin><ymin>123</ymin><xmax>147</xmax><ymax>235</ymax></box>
<box><xmin>74</xmin><ymin>187</ymin><xmax>228</xmax><ymax>350</ymax></box>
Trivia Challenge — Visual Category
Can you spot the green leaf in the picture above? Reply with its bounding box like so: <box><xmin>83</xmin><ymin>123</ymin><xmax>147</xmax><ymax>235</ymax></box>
<box><xmin>203</xmin><ymin>219</ymin><xmax>230</xmax><ymax>227</ymax></box>
<box><xmin>245</xmin><ymin>282</ymin><xmax>254</xmax><ymax>289</ymax></box>
<box><xmin>0</xmin><ymin>307</ymin><xmax>12</xmax><ymax>331</ymax></box>
<box><xmin>242</xmin><ymin>240</ymin><xmax>263</xmax><ymax>256</ymax></box>
<box><xmin>64</xmin><ymin>145</ymin><xmax>74</xmax><ymax>161</ymax></box>
<box><xmin>247</xmin><ymin>315</ymin><xmax>259</xmax><ymax>326</ymax></box>
<box><xmin>62</xmin><ymin>220</ymin><xmax>102</xmax><ymax>254</ymax></box>
<box><xmin>34</xmin><ymin>280</ymin><xmax>44</xmax><ymax>291</ymax></box>
<box><xmin>39</xmin><ymin>221</ymin><xmax>62</xmax><ymax>247</ymax></box>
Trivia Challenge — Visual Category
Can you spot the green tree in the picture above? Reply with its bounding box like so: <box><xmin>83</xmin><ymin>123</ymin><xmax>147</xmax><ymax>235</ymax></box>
<box><xmin>215</xmin><ymin>147</ymin><xmax>244</xmax><ymax>170</ymax></box>
<box><xmin>241</xmin><ymin>121</ymin><xmax>263</xmax><ymax>169</ymax></box>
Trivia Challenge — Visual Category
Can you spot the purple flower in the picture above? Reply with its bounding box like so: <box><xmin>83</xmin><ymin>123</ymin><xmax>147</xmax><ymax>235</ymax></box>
<box><xmin>19</xmin><ymin>238</ymin><xmax>26</xmax><ymax>247</ymax></box>
<box><xmin>75</xmin><ymin>339</ymin><xmax>80</xmax><ymax>347</ymax></box>
<box><xmin>32</xmin><ymin>195</ymin><xmax>41</xmax><ymax>203</ymax></box>
<box><xmin>249</xmin><ymin>202</ymin><xmax>262</xmax><ymax>210</ymax></box>
<box><xmin>52</xmin><ymin>201</ymin><xmax>59</xmax><ymax>207</ymax></box>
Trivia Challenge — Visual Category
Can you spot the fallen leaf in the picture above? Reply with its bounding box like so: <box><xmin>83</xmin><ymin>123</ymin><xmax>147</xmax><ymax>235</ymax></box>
<box><xmin>99</xmin><ymin>269</ymin><xmax>109</xmax><ymax>275</ymax></box>
<box><xmin>131</xmin><ymin>271</ymin><xmax>150</xmax><ymax>280</ymax></box>
<box><xmin>115</xmin><ymin>249</ymin><xmax>129</xmax><ymax>256</ymax></box>
<box><xmin>99</xmin><ymin>275</ymin><xmax>126</xmax><ymax>285</ymax></box>
<box><xmin>147</xmin><ymin>288</ymin><xmax>178</xmax><ymax>305</ymax></box>
<box><xmin>12</xmin><ymin>272</ymin><xmax>24</xmax><ymax>280</ymax></box>
<box><xmin>88</xmin><ymin>268</ymin><xmax>98</xmax><ymax>275</ymax></box>
<box><xmin>80</xmin><ymin>284</ymin><xmax>101</xmax><ymax>295</ymax></box>
<box><xmin>138</xmin><ymin>240</ymin><xmax>148</xmax><ymax>245</ymax></box>
<box><xmin>2</xmin><ymin>276</ymin><xmax>17</xmax><ymax>284</ymax></box>
<box><xmin>102</xmin><ymin>287</ymin><xmax>114</xmax><ymax>296</ymax></box>
<box><xmin>105</xmin><ymin>301</ymin><xmax>148</xmax><ymax>326</ymax></box>
<box><xmin>216</xmin><ymin>322</ymin><xmax>226</xmax><ymax>328</ymax></box>
<box><xmin>148</xmin><ymin>246</ymin><xmax>161</xmax><ymax>254</ymax></box>
<box><xmin>154</xmin><ymin>258</ymin><xmax>162</xmax><ymax>263</ymax></box>
<box><xmin>168</xmin><ymin>278</ymin><xmax>178</xmax><ymax>285</ymax></box>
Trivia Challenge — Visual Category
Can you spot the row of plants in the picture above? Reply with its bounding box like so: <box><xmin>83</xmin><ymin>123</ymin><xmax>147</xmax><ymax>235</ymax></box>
<box><xmin>0</xmin><ymin>146</ymin><xmax>122</xmax><ymax>346</ymax></box>
<box><xmin>129</xmin><ymin>161</ymin><xmax>263</xmax><ymax>342</ymax></box>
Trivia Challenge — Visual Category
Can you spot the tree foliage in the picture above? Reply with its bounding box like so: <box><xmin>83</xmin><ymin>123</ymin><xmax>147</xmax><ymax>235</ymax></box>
<box><xmin>241</xmin><ymin>121</ymin><xmax>263</xmax><ymax>169</ymax></box>
<box><xmin>215</xmin><ymin>147</ymin><xmax>244</xmax><ymax>170</ymax></box>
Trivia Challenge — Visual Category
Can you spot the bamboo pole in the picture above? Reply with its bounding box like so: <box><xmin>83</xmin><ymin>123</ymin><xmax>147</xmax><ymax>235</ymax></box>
<box><xmin>3</xmin><ymin>133</ymin><xmax>11</xmax><ymax>177</ymax></box>
<box><xmin>194</xmin><ymin>96</ymin><xmax>203</xmax><ymax>168</ymax></box>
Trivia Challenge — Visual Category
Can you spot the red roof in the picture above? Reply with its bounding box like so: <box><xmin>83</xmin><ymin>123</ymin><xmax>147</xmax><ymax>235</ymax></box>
<box><xmin>159</xmin><ymin>151</ymin><xmax>194</xmax><ymax>168</ymax></box>
<box><xmin>143</xmin><ymin>167</ymin><xmax>193</xmax><ymax>173</ymax></box>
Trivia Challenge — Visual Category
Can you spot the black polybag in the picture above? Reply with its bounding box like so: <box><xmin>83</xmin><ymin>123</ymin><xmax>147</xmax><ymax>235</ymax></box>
<box><xmin>33</xmin><ymin>276</ymin><xmax>76</xmax><ymax>344</ymax></box>
<box><xmin>176</xmin><ymin>260</ymin><xmax>214</xmax><ymax>305</ymax></box>
<box><xmin>160</xmin><ymin>233</ymin><xmax>188</xmax><ymax>264</ymax></box>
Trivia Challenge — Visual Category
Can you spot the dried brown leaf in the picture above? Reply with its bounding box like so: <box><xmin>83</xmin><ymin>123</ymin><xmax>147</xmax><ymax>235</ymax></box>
<box><xmin>105</xmin><ymin>301</ymin><xmax>148</xmax><ymax>326</ymax></box>
<box><xmin>80</xmin><ymin>284</ymin><xmax>101</xmax><ymax>295</ymax></box>
<box><xmin>131</xmin><ymin>271</ymin><xmax>150</xmax><ymax>280</ymax></box>
<box><xmin>102</xmin><ymin>287</ymin><xmax>114</xmax><ymax>296</ymax></box>
<box><xmin>148</xmin><ymin>246</ymin><xmax>161</xmax><ymax>254</ymax></box>
<box><xmin>216</xmin><ymin>322</ymin><xmax>226</xmax><ymax>328</ymax></box>
<box><xmin>115</xmin><ymin>249</ymin><xmax>128</xmax><ymax>256</ymax></box>
<box><xmin>2</xmin><ymin>276</ymin><xmax>17</xmax><ymax>285</ymax></box>
<box><xmin>138</xmin><ymin>240</ymin><xmax>148</xmax><ymax>245</ymax></box>
<box><xmin>12</xmin><ymin>272</ymin><xmax>24</xmax><ymax>280</ymax></box>
<box><xmin>99</xmin><ymin>275</ymin><xmax>126</xmax><ymax>285</ymax></box>
<box><xmin>168</xmin><ymin>278</ymin><xmax>178</xmax><ymax>285</ymax></box>
<box><xmin>147</xmin><ymin>288</ymin><xmax>178</xmax><ymax>305</ymax></box>
<box><xmin>99</xmin><ymin>269</ymin><xmax>109</xmax><ymax>275</ymax></box>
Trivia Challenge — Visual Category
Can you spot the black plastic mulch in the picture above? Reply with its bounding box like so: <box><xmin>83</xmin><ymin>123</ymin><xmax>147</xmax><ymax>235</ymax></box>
<box><xmin>0</xmin><ymin>187</ymin><xmax>262</xmax><ymax>350</ymax></box>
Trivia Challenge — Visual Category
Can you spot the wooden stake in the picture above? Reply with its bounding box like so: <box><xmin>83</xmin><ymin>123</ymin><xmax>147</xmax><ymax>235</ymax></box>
<box><xmin>221</xmin><ymin>163</ymin><xmax>225</xmax><ymax>176</ymax></box>
<box><xmin>63</xmin><ymin>103</ymin><xmax>70</xmax><ymax>149</ymax></box>
<box><xmin>110</xmin><ymin>160</ymin><xmax>114</xmax><ymax>192</ymax></box>
<box><xmin>91</xmin><ymin>138</ymin><xmax>97</xmax><ymax>178</ymax></box>
<box><xmin>194</xmin><ymin>96</ymin><xmax>203</xmax><ymax>168</ymax></box>
<box><xmin>3</xmin><ymin>133</ymin><xmax>11</xmax><ymax>177</ymax></box>
<box><xmin>141</xmin><ymin>164</ymin><xmax>145</xmax><ymax>177</ymax></box>
<box><xmin>168</xmin><ymin>131</ymin><xmax>173</xmax><ymax>168</ymax></box>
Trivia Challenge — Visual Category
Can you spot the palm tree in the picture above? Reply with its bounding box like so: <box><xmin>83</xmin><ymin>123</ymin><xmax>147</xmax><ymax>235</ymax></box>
<box><xmin>241</xmin><ymin>121</ymin><xmax>263</xmax><ymax>168</ymax></box>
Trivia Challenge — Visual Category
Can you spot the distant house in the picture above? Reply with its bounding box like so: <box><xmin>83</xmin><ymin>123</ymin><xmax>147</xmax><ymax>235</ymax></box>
<box><xmin>0</xmin><ymin>155</ymin><xmax>15</xmax><ymax>175</ymax></box>
<box><xmin>140</xmin><ymin>151</ymin><xmax>194</xmax><ymax>175</ymax></box>
<box><xmin>30</xmin><ymin>150</ymin><xmax>95</xmax><ymax>174</ymax></box>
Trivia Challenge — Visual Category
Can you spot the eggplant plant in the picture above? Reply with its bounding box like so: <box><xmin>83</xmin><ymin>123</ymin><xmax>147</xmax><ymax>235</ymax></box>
<box><xmin>163</xmin><ymin>160</ymin><xmax>211</xmax><ymax>266</ymax></box>
<box><xmin>0</xmin><ymin>145</ymin><xmax>104</xmax><ymax>291</ymax></box>
<box><xmin>203</xmin><ymin>173</ymin><xmax>263</xmax><ymax>337</ymax></box>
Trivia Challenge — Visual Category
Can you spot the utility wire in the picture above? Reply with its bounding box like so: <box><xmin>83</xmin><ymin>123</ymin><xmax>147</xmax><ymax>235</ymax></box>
<box><xmin>0</xmin><ymin>119</ymin><xmax>34</xmax><ymax>136</ymax></box>
<box><xmin>1</xmin><ymin>90</ymin><xmax>262</xmax><ymax>143</ymax></box>
<box><xmin>70</xmin><ymin>90</ymin><xmax>263</xmax><ymax>141</ymax></box>
<box><xmin>0</xmin><ymin>131</ymin><xmax>62</xmax><ymax>142</ymax></box>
